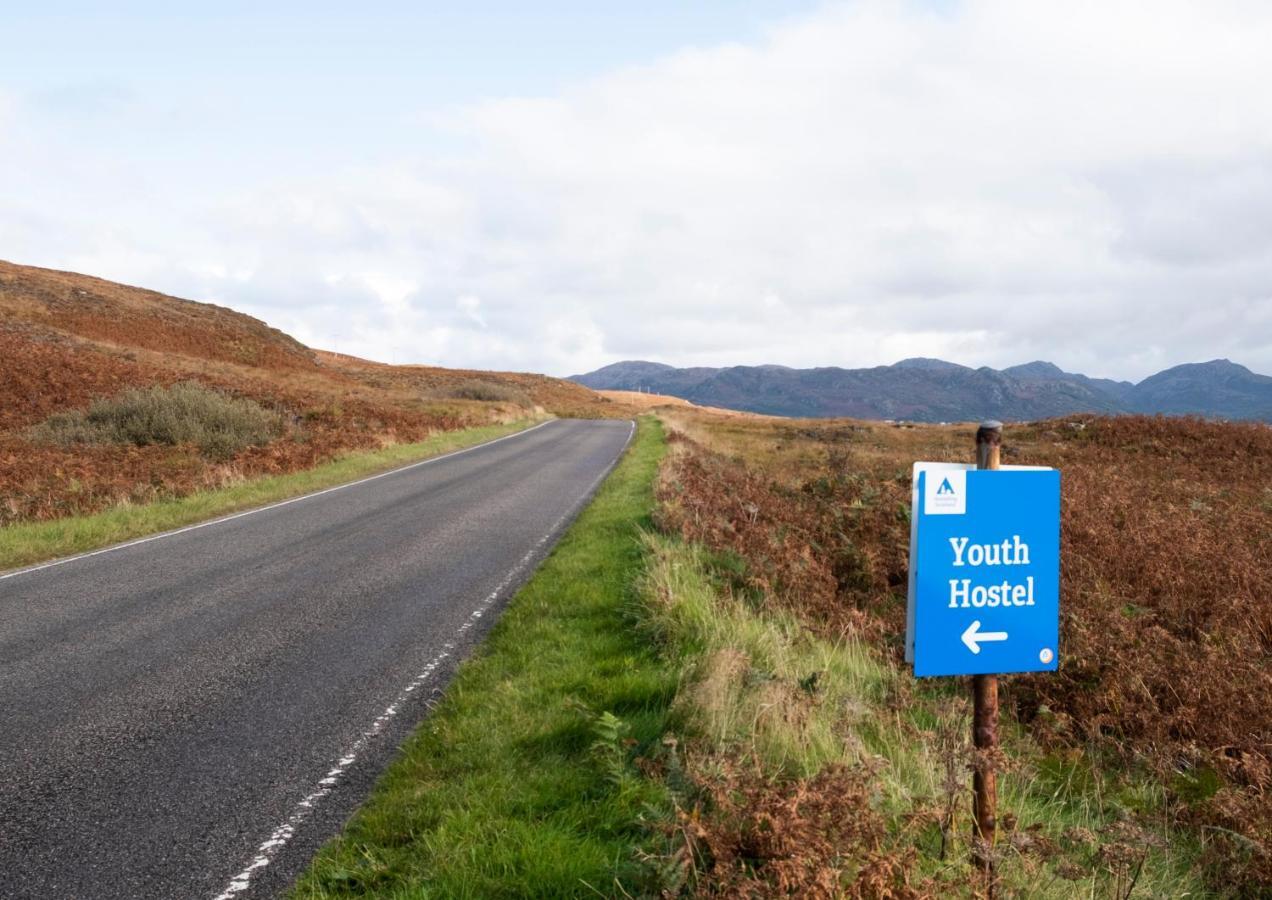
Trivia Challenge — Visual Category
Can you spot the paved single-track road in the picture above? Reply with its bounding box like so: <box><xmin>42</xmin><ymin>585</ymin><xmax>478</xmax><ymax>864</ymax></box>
<box><xmin>0</xmin><ymin>419</ymin><xmax>634</xmax><ymax>899</ymax></box>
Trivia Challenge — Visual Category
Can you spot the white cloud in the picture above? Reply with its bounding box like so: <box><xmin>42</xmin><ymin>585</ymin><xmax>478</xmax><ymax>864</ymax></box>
<box><xmin>457</xmin><ymin>295</ymin><xmax>486</xmax><ymax>328</ymax></box>
<box><xmin>4</xmin><ymin>1</ymin><xmax>1272</xmax><ymax>380</ymax></box>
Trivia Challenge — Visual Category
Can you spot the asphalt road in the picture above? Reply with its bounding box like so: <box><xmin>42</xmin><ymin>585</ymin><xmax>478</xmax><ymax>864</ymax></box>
<box><xmin>0</xmin><ymin>418</ymin><xmax>634</xmax><ymax>900</ymax></box>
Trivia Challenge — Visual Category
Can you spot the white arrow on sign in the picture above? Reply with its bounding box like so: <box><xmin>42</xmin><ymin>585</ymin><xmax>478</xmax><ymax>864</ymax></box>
<box><xmin>961</xmin><ymin>620</ymin><xmax>1008</xmax><ymax>654</ymax></box>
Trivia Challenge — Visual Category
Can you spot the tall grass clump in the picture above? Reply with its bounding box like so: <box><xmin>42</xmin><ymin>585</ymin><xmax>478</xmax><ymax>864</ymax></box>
<box><xmin>30</xmin><ymin>382</ymin><xmax>284</xmax><ymax>460</ymax></box>
<box><xmin>638</xmin><ymin>532</ymin><xmax>1208</xmax><ymax>898</ymax></box>
<box><xmin>639</xmin><ymin>533</ymin><xmax>888</xmax><ymax>779</ymax></box>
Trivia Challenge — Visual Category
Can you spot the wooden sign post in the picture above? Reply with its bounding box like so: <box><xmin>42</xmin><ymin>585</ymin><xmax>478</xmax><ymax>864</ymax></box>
<box><xmin>972</xmin><ymin>420</ymin><xmax>1001</xmax><ymax>893</ymax></box>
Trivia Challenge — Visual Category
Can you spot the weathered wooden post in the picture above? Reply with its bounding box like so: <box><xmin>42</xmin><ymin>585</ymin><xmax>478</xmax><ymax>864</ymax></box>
<box><xmin>972</xmin><ymin>420</ymin><xmax>1001</xmax><ymax>893</ymax></box>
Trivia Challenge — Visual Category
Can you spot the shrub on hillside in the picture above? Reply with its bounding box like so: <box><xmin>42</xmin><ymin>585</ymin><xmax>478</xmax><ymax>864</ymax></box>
<box><xmin>30</xmin><ymin>382</ymin><xmax>284</xmax><ymax>460</ymax></box>
<box><xmin>428</xmin><ymin>379</ymin><xmax>531</xmax><ymax>406</ymax></box>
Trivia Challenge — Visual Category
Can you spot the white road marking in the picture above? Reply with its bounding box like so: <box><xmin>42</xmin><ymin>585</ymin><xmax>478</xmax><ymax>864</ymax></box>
<box><xmin>210</xmin><ymin>420</ymin><xmax>635</xmax><ymax>899</ymax></box>
<box><xmin>0</xmin><ymin>420</ymin><xmax>554</xmax><ymax>583</ymax></box>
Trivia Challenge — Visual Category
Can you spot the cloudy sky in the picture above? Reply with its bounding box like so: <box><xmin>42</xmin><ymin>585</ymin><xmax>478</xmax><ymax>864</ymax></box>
<box><xmin>3</xmin><ymin>1</ymin><xmax>1271</xmax><ymax>381</ymax></box>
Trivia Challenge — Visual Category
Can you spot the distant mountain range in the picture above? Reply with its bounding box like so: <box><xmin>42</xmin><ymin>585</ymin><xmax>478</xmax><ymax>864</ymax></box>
<box><xmin>570</xmin><ymin>358</ymin><xmax>1272</xmax><ymax>422</ymax></box>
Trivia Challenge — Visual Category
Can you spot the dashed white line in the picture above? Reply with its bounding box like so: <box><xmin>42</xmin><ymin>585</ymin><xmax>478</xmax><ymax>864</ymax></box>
<box><xmin>210</xmin><ymin>420</ymin><xmax>635</xmax><ymax>899</ymax></box>
<box><xmin>1</xmin><ymin>420</ymin><xmax>553</xmax><ymax>583</ymax></box>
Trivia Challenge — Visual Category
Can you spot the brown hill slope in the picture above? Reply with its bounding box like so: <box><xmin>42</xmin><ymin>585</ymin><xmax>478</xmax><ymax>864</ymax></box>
<box><xmin>597</xmin><ymin>388</ymin><xmax>781</xmax><ymax>419</ymax></box>
<box><xmin>0</xmin><ymin>260</ymin><xmax>619</xmax><ymax>524</ymax></box>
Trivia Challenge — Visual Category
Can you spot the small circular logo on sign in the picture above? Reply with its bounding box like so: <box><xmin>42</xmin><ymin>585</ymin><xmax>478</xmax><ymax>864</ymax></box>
<box><xmin>1039</xmin><ymin>648</ymin><xmax>1054</xmax><ymax>664</ymax></box>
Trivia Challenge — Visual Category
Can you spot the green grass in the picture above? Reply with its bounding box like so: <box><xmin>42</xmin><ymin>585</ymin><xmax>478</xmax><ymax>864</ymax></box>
<box><xmin>292</xmin><ymin>417</ymin><xmax>677</xmax><ymax>899</ymax></box>
<box><xmin>637</xmin><ymin>535</ymin><xmax>1210</xmax><ymax>897</ymax></box>
<box><xmin>0</xmin><ymin>419</ymin><xmax>543</xmax><ymax>572</ymax></box>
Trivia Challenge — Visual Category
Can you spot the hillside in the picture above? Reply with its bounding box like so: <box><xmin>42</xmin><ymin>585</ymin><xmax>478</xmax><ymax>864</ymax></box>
<box><xmin>0</xmin><ymin>260</ymin><xmax>617</xmax><ymax>525</ymax></box>
<box><xmin>572</xmin><ymin>357</ymin><xmax>1272</xmax><ymax>421</ymax></box>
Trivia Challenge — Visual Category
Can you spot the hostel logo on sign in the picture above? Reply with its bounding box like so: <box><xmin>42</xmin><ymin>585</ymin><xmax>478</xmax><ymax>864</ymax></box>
<box><xmin>924</xmin><ymin>469</ymin><xmax>966</xmax><ymax>515</ymax></box>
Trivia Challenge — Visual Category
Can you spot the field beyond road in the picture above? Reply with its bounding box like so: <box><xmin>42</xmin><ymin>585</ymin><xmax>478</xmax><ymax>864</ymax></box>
<box><xmin>597</xmin><ymin>389</ymin><xmax>780</xmax><ymax>419</ymax></box>
<box><xmin>650</xmin><ymin>409</ymin><xmax>1269</xmax><ymax>895</ymax></box>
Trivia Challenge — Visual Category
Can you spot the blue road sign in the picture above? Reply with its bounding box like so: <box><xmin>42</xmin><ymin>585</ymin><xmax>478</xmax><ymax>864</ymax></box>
<box><xmin>909</xmin><ymin>467</ymin><xmax>1060</xmax><ymax>677</ymax></box>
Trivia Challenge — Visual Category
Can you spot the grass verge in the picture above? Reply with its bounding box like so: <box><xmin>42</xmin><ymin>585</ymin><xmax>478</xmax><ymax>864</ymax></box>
<box><xmin>292</xmin><ymin>416</ymin><xmax>676</xmax><ymax>899</ymax></box>
<box><xmin>0</xmin><ymin>418</ymin><xmax>543</xmax><ymax>572</ymax></box>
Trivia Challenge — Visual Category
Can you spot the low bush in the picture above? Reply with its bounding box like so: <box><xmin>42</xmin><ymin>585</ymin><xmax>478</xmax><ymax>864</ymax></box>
<box><xmin>30</xmin><ymin>382</ymin><xmax>284</xmax><ymax>461</ymax></box>
<box><xmin>427</xmin><ymin>379</ymin><xmax>532</xmax><ymax>406</ymax></box>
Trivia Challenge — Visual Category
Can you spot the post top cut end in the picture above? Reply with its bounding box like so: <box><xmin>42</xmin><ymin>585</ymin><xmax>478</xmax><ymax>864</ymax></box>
<box><xmin>975</xmin><ymin>421</ymin><xmax>1003</xmax><ymax>467</ymax></box>
<box><xmin>975</xmin><ymin>422</ymin><xmax>1003</xmax><ymax>448</ymax></box>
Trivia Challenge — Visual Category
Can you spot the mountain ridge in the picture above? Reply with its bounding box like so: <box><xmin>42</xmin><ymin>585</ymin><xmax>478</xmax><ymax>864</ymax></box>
<box><xmin>571</xmin><ymin>357</ymin><xmax>1272</xmax><ymax>422</ymax></box>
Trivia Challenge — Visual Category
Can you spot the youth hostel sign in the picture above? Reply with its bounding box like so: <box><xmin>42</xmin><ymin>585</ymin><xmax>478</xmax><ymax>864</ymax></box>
<box><xmin>906</xmin><ymin>462</ymin><xmax>1061</xmax><ymax>678</ymax></box>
